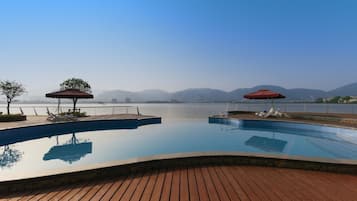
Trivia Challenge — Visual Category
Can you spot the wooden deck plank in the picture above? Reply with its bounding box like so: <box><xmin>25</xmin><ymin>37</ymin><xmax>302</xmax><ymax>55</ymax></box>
<box><xmin>39</xmin><ymin>186</ymin><xmax>68</xmax><ymax>201</ymax></box>
<box><xmin>212</xmin><ymin>166</ymin><xmax>241</xmax><ymax>201</ymax></box>
<box><xmin>58</xmin><ymin>183</ymin><xmax>87</xmax><ymax>201</ymax></box>
<box><xmin>187</xmin><ymin>167</ymin><xmax>200</xmax><ymax>201</ymax></box>
<box><xmin>303</xmin><ymin>171</ymin><xmax>356</xmax><ymax>201</ymax></box>
<box><xmin>68</xmin><ymin>183</ymin><xmax>95</xmax><ymax>201</ymax></box>
<box><xmin>194</xmin><ymin>167</ymin><xmax>210</xmax><ymax>201</ymax></box>
<box><xmin>276</xmin><ymin>168</ymin><xmax>333</xmax><ymax>201</ymax></box>
<box><xmin>201</xmin><ymin>167</ymin><xmax>221</xmax><ymax>201</ymax></box>
<box><xmin>110</xmin><ymin>175</ymin><xmax>133</xmax><ymax>201</ymax></box>
<box><xmin>160</xmin><ymin>170</ymin><xmax>173</xmax><ymax>201</ymax></box>
<box><xmin>100</xmin><ymin>178</ymin><xmax>125</xmax><ymax>201</ymax></box>
<box><xmin>260</xmin><ymin>167</ymin><xmax>313</xmax><ymax>201</ymax></box>
<box><xmin>322</xmin><ymin>173</ymin><xmax>357</xmax><ymax>195</ymax></box>
<box><xmin>235</xmin><ymin>166</ymin><xmax>280</xmax><ymax>201</ymax></box>
<box><xmin>170</xmin><ymin>169</ymin><xmax>180</xmax><ymax>201</ymax></box>
<box><xmin>17</xmin><ymin>189</ymin><xmax>42</xmax><ymax>201</ymax></box>
<box><xmin>4</xmin><ymin>196</ymin><xmax>22</xmax><ymax>201</ymax></box>
<box><xmin>130</xmin><ymin>173</ymin><xmax>150</xmax><ymax>201</ymax></box>
<box><xmin>79</xmin><ymin>182</ymin><xmax>103</xmax><ymax>200</ymax></box>
<box><xmin>140</xmin><ymin>171</ymin><xmax>158</xmax><ymax>201</ymax></box>
<box><xmin>272</xmin><ymin>168</ymin><xmax>324</xmax><ymax>201</ymax></box>
<box><xmin>149</xmin><ymin>170</ymin><xmax>166</xmax><ymax>201</ymax></box>
<box><xmin>224</xmin><ymin>166</ymin><xmax>262</xmax><ymax>201</ymax></box>
<box><xmin>207</xmin><ymin>166</ymin><xmax>231</xmax><ymax>201</ymax></box>
<box><xmin>51</xmin><ymin>183</ymin><xmax>83</xmax><ymax>201</ymax></box>
<box><xmin>118</xmin><ymin>173</ymin><xmax>143</xmax><ymax>201</ymax></box>
<box><xmin>27</xmin><ymin>189</ymin><xmax>54</xmax><ymax>201</ymax></box>
<box><xmin>240</xmin><ymin>166</ymin><xmax>286</xmax><ymax>201</ymax></box>
<box><xmin>218</xmin><ymin>166</ymin><xmax>250</xmax><ymax>201</ymax></box>
<box><xmin>179</xmin><ymin>168</ymin><xmax>189</xmax><ymax>201</ymax></box>
<box><xmin>89</xmin><ymin>181</ymin><xmax>114</xmax><ymax>201</ymax></box>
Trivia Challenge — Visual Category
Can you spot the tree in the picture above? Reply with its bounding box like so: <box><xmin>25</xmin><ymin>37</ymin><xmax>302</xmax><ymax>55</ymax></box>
<box><xmin>0</xmin><ymin>80</ymin><xmax>26</xmax><ymax>115</ymax></box>
<box><xmin>60</xmin><ymin>78</ymin><xmax>92</xmax><ymax>112</ymax></box>
<box><xmin>60</xmin><ymin>78</ymin><xmax>91</xmax><ymax>93</ymax></box>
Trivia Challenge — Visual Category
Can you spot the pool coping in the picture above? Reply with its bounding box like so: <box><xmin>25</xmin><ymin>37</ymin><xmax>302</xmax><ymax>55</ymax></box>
<box><xmin>0</xmin><ymin>115</ymin><xmax>160</xmax><ymax>131</ymax></box>
<box><xmin>1</xmin><ymin>151</ymin><xmax>357</xmax><ymax>194</ymax></box>
<box><xmin>211</xmin><ymin>115</ymin><xmax>357</xmax><ymax>130</ymax></box>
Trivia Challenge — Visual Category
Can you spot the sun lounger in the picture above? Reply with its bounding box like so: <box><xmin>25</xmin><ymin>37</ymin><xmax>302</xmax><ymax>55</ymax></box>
<box><xmin>264</xmin><ymin>108</ymin><xmax>275</xmax><ymax>118</ymax></box>
<box><xmin>47</xmin><ymin>107</ymin><xmax>77</xmax><ymax>122</ymax></box>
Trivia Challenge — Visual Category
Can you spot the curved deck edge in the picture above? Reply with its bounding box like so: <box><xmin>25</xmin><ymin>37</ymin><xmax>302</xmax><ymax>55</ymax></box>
<box><xmin>1</xmin><ymin>152</ymin><xmax>357</xmax><ymax>194</ymax></box>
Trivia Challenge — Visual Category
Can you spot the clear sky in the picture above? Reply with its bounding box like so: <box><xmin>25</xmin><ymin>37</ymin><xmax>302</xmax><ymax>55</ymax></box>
<box><xmin>1</xmin><ymin>0</ymin><xmax>357</xmax><ymax>96</ymax></box>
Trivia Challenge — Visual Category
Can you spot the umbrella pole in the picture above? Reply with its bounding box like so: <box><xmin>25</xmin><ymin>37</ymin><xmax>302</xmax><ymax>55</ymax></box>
<box><xmin>57</xmin><ymin>99</ymin><xmax>61</xmax><ymax>114</ymax></box>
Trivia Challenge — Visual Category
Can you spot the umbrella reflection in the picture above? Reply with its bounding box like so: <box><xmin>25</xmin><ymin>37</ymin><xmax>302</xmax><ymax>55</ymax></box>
<box><xmin>43</xmin><ymin>133</ymin><xmax>92</xmax><ymax>164</ymax></box>
<box><xmin>245</xmin><ymin>136</ymin><xmax>287</xmax><ymax>153</ymax></box>
<box><xmin>0</xmin><ymin>145</ymin><xmax>23</xmax><ymax>169</ymax></box>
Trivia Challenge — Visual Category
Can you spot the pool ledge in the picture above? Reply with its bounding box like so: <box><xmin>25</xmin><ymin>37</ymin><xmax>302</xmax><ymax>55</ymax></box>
<box><xmin>210</xmin><ymin>115</ymin><xmax>357</xmax><ymax>130</ymax></box>
<box><xmin>1</xmin><ymin>152</ymin><xmax>357</xmax><ymax>194</ymax></box>
<box><xmin>0</xmin><ymin>114</ymin><xmax>160</xmax><ymax>131</ymax></box>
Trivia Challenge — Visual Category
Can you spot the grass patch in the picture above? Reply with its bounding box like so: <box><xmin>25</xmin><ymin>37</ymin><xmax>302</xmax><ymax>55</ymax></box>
<box><xmin>0</xmin><ymin>114</ymin><xmax>27</xmax><ymax>122</ymax></box>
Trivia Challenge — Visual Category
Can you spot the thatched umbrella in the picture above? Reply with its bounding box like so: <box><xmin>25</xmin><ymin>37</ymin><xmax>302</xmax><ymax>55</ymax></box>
<box><xmin>46</xmin><ymin>89</ymin><xmax>93</xmax><ymax>113</ymax></box>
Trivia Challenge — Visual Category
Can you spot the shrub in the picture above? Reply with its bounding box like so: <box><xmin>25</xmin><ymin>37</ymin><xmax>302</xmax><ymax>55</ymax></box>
<box><xmin>0</xmin><ymin>114</ymin><xmax>27</xmax><ymax>122</ymax></box>
<box><xmin>59</xmin><ymin>112</ymin><xmax>87</xmax><ymax>117</ymax></box>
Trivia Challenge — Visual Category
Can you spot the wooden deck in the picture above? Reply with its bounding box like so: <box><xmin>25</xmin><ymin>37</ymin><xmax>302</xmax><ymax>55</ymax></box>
<box><xmin>2</xmin><ymin>165</ymin><xmax>357</xmax><ymax>201</ymax></box>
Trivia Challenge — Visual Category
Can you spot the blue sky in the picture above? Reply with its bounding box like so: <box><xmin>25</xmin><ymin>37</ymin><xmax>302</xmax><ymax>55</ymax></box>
<box><xmin>1</xmin><ymin>0</ymin><xmax>357</xmax><ymax>95</ymax></box>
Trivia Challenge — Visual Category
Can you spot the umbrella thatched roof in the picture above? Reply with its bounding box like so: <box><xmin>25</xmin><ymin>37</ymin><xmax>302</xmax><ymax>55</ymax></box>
<box><xmin>46</xmin><ymin>89</ymin><xmax>93</xmax><ymax>99</ymax></box>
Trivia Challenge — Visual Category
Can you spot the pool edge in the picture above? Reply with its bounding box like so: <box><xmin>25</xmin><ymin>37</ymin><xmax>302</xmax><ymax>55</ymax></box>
<box><xmin>1</xmin><ymin>152</ymin><xmax>357</xmax><ymax>194</ymax></box>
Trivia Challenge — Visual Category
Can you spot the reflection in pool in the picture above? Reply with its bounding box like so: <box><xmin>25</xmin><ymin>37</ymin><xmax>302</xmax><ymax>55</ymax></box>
<box><xmin>245</xmin><ymin>136</ymin><xmax>287</xmax><ymax>153</ymax></box>
<box><xmin>0</xmin><ymin>145</ymin><xmax>22</xmax><ymax>169</ymax></box>
<box><xmin>43</xmin><ymin>133</ymin><xmax>92</xmax><ymax>164</ymax></box>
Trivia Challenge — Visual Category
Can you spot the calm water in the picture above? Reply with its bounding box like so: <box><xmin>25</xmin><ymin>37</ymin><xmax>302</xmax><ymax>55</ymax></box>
<box><xmin>1</xmin><ymin>118</ymin><xmax>357</xmax><ymax>181</ymax></box>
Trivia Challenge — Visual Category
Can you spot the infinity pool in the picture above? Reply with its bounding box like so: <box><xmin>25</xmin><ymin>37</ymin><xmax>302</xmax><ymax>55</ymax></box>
<box><xmin>1</xmin><ymin>118</ymin><xmax>357</xmax><ymax>181</ymax></box>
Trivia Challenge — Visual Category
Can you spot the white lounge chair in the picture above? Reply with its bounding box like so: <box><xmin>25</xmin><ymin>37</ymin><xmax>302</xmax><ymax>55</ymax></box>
<box><xmin>46</xmin><ymin>107</ymin><xmax>77</xmax><ymax>122</ymax></box>
<box><xmin>263</xmin><ymin>108</ymin><xmax>275</xmax><ymax>118</ymax></box>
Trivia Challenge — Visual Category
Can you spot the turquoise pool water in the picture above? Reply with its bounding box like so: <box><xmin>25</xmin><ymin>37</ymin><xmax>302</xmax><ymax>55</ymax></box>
<box><xmin>1</xmin><ymin>118</ymin><xmax>357</xmax><ymax>181</ymax></box>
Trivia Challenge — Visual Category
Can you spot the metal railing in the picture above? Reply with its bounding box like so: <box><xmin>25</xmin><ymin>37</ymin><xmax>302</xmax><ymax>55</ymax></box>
<box><xmin>227</xmin><ymin>103</ymin><xmax>357</xmax><ymax>114</ymax></box>
<box><xmin>0</xmin><ymin>105</ymin><xmax>140</xmax><ymax>116</ymax></box>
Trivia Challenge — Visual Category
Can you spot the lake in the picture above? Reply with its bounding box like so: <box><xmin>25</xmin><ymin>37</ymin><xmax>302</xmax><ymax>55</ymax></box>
<box><xmin>1</xmin><ymin>103</ymin><xmax>356</xmax><ymax>121</ymax></box>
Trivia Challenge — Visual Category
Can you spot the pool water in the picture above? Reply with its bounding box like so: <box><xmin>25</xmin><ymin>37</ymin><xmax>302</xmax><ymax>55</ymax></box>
<box><xmin>1</xmin><ymin>118</ymin><xmax>357</xmax><ymax>181</ymax></box>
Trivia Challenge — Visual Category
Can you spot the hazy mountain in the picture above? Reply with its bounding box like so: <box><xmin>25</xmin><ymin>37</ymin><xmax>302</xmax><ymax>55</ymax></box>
<box><xmin>18</xmin><ymin>82</ymin><xmax>357</xmax><ymax>103</ymax></box>
<box><xmin>329</xmin><ymin>83</ymin><xmax>357</xmax><ymax>96</ymax></box>
<box><xmin>97</xmin><ymin>89</ymin><xmax>171</xmax><ymax>102</ymax></box>
<box><xmin>171</xmin><ymin>88</ymin><xmax>231</xmax><ymax>102</ymax></box>
<box><xmin>96</xmin><ymin>85</ymin><xmax>333</xmax><ymax>102</ymax></box>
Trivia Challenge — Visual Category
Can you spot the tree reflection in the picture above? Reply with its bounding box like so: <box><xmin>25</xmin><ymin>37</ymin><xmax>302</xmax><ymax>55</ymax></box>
<box><xmin>0</xmin><ymin>145</ymin><xmax>23</xmax><ymax>168</ymax></box>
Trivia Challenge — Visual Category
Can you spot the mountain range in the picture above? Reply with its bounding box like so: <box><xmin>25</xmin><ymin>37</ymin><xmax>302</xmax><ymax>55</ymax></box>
<box><xmin>95</xmin><ymin>82</ymin><xmax>357</xmax><ymax>103</ymax></box>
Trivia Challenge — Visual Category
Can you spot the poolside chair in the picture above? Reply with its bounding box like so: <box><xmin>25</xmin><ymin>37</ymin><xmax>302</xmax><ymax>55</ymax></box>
<box><xmin>263</xmin><ymin>108</ymin><xmax>275</xmax><ymax>118</ymax></box>
<box><xmin>47</xmin><ymin>107</ymin><xmax>77</xmax><ymax>122</ymax></box>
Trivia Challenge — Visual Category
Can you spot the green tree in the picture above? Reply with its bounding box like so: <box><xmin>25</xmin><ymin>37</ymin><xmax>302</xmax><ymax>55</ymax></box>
<box><xmin>60</xmin><ymin>78</ymin><xmax>92</xmax><ymax>112</ymax></box>
<box><xmin>0</xmin><ymin>80</ymin><xmax>26</xmax><ymax>115</ymax></box>
<box><xmin>60</xmin><ymin>78</ymin><xmax>91</xmax><ymax>93</ymax></box>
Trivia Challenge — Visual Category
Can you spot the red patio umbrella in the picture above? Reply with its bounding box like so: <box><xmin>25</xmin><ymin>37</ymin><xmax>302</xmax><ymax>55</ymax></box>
<box><xmin>46</xmin><ymin>89</ymin><xmax>94</xmax><ymax>113</ymax></box>
<box><xmin>244</xmin><ymin>89</ymin><xmax>285</xmax><ymax>110</ymax></box>
<box><xmin>244</xmin><ymin>89</ymin><xmax>285</xmax><ymax>99</ymax></box>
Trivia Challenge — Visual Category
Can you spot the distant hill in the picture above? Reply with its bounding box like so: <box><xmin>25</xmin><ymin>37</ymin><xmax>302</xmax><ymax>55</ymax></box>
<box><xmin>75</xmin><ymin>82</ymin><xmax>357</xmax><ymax>103</ymax></box>
<box><xmin>171</xmin><ymin>88</ymin><xmax>231</xmax><ymax>102</ymax></box>
<box><xmin>329</xmin><ymin>83</ymin><xmax>357</xmax><ymax>96</ymax></box>
<box><xmin>97</xmin><ymin>89</ymin><xmax>171</xmax><ymax>102</ymax></box>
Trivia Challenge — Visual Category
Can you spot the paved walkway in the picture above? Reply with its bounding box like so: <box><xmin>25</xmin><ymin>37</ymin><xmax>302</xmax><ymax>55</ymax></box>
<box><xmin>224</xmin><ymin>112</ymin><xmax>357</xmax><ymax>129</ymax></box>
<box><xmin>1</xmin><ymin>165</ymin><xmax>357</xmax><ymax>201</ymax></box>
<box><xmin>0</xmin><ymin>114</ymin><xmax>156</xmax><ymax>131</ymax></box>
